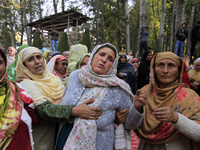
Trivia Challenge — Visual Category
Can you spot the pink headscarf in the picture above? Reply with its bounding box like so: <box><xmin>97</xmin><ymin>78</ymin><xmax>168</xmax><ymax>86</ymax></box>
<box><xmin>47</xmin><ymin>55</ymin><xmax>68</xmax><ymax>84</ymax></box>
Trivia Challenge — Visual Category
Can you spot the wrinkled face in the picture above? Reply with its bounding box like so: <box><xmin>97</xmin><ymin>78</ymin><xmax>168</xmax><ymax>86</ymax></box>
<box><xmin>120</xmin><ymin>56</ymin><xmax>127</xmax><ymax>64</ymax></box>
<box><xmin>54</xmin><ymin>60</ymin><xmax>68</xmax><ymax>75</ymax></box>
<box><xmin>195</xmin><ymin>62</ymin><xmax>200</xmax><ymax>71</ymax></box>
<box><xmin>147</xmin><ymin>53</ymin><xmax>153</xmax><ymax>61</ymax></box>
<box><xmin>24</xmin><ymin>52</ymin><xmax>45</xmax><ymax>75</ymax></box>
<box><xmin>80</xmin><ymin>56</ymin><xmax>89</xmax><ymax>68</ymax></box>
<box><xmin>91</xmin><ymin>47</ymin><xmax>115</xmax><ymax>75</ymax></box>
<box><xmin>0</xmin><ymin>54</ymin><xmax>6</xmax><ymax>80</ymax></box>
<box><xmin>155</xmin><ymin>58</ymin><xmax>179</xmax><ymax>88</ymax></box>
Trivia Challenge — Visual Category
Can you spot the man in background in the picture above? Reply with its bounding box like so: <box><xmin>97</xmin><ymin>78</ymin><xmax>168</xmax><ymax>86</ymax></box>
<box><xmin>175</xmin><ymin>23</ymin><xmax>188</xmax><ymax>57</ymax></box>
<box><xmin>139</xmin><ymin>26</ymin><xmax>148</xmax><ymax>57</ymax></box>
<box><xmin>51</xmin><ymin>27</ymin><xmax>59</xmax><ymax>52</ymax></box>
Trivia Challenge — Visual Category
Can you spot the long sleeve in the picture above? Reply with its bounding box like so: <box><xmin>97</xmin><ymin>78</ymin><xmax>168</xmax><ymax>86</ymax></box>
<box><xmin>173</xmin><ymin>113</ymin><xmax>200</xmax><ymax>142</ymax></box>
<box><xmin>35</xmin><ymin>101</ymin><xmax>74</xmax><ymax>123</ymax></box>
<box><xmin>125</xmin><ymin>104</ymin><xmax>144</xmax><ymax>130</ymax></box>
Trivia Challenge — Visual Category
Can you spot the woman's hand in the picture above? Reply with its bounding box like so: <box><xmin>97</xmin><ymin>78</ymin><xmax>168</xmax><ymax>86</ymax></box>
<box><xmin>118</xmin><ymin>73</ymin><xmax>125</xmax><ymax>78</ymax></box>
<box><xmin>16</xmin><ymin>74</ymin><xmax>30</xmax><ymax>83</ymax></box>
<box><xmin>115</xmin><ymin>108</ymin><xmax>129</xmax><ymax>124</ymax></box>
<box><xmin>191</xmin><ymin>82</ymin><xmax>199</xmax><ymax>90</ymax></box>
<box><xmin>153</xmin><ymin>107</ymin><xmax>178</xmax><ymax>123</ymax></box>
<box><xmin>71</xmin><ymin>98</ymin><xmax>102</xmax><ymax>120</ymax></box>
<box><xmin>134</xmin><ymin>89</ymin><xmax>147</xmax><ymax>112</ymax></box>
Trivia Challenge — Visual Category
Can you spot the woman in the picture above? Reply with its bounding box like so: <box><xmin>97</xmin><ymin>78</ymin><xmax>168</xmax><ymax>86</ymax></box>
<box><xmin>188</xmin><ymin>59</ymin><xmax>200</xmax><ymax>95</ymax></box>
<box><xmin>47</xmin><ymin>55</ymin><xmax>68</xmax><ymax>84</ymax></box>
<box><xmin>77</xmin><ymin>53</ymin><xmax>91</xmax><ymax>69</ymax></box>
<box><xmin>6</xmin><ymin>45</ymin><xmax>29</xmax><ymax>81</ymax></box>
<box><xmin>135</xmin><ymin>52</ymin><xmax>200</xmax><ymax>150</ymax></box>
<box><xmin>67</xmin><ymin>44</ymin><xmax>88</xmax><ymax>76</ymax></box>
<box><xmin>59</xmin><ymin>43</ymin><xmax>146</xmax><ymax>150</ymax></box>
<box><xmin>16</xmin><ymin>46</ymin><xmax>102</xmax><ymax>150</ymax></box>
<box><xmin>7</xmin><ymin>47</ymin><xmax>17</xmax><ymax>67</ymax></box>
<box><xmin>0</xmin><ymin>46</ymin><xmax>40</xmax><ymax>150</ymax></box>
<box><xmin>43</xmin><ymin>50</ymin><xmax>52</xmax><ymax>63</ymax></box>
<box><xmin>137</xmin><ymin>50</ymin><xmax>152</xmax><ymax>90</ymax></box>
<box><xmin>117</xmin><ymin>54</ymin><xmax>136</xmax><ymax>94</ymax></box>
<box><xmin>62</xmin><ymin>51</ymin><xmax>69</xmax><ymax>59</ymax></box>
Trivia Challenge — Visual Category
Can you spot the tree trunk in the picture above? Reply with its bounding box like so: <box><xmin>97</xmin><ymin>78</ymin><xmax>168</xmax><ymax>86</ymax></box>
<box><xmin>53</xmin><ymin>0</ymin><xmax>58</xmax><ymax>14</ymax></box>
<box><xmin>117</xmin><ymin>0</ymin><xmax>122</xmax><ymax>51</ymax></box>
<box><xmin>62</xmin><ymin>0</ymin><xmax>65</xmax><ymax>12</ymax></box>
<box><xmin>159</xmin><ymin>0</ymin><xmax>166</xmax><ymax>52</ymax></box>
<box><xmin>187</xmin><ymin>5</ymin><xmax>195</xmax><ymax>56</ymax></box>
<box><xmin>175</xmin><ymin>0</ymin><xmax>185</xmax><ymax>36</ymax></box>
<box><xmin>169</xmin><ymin>0</ymin><xmax>176</xmax><ymax>51</ymax></box>
<box><xmin>140</xmin><ymin>0</ymin><xmax>147</xmax><ymax>28</ymax></box>
<box><xmin>20</xmin><ymin>0</ymin><xmax>24</xmax><ymax>45</ymax></box>
<box><xmin>38</xmin><ymin>0</ymin><xmax>43</xmax><ymax>18</ymax></box>
<box><xmin>95</xmin><ymin>0</ymin><xmax>99</xmax><ymax>45</ymax></box>
<box><xmin>23</xmin><ymin>1</ymin><xmax>31</xmax><ymax>45</ymax></box>
<box><xmin>100</xmin><ymin>0</ymin><xmax>106</xmax><ymax>43</ymax></box>
<box><xmin>125</xmin><ymin>0</ymin><xmax>130</xmax><ymax>55</ymax></box>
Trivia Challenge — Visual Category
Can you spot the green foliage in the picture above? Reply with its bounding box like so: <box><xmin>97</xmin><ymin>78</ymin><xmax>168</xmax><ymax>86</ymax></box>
<box><xmin>57</xmin><ymin>32</ymin><xmax>69</xmax><ymax>53</ymax></box>
<box><xmin>4</xmin><ymin>30</ymin><xmax>14</xmax><ymax>50</ymax></box>
<box><xmin>32</xmin><ymin>31</ymin><xmax>43</xmax><ymax>49</ymax></box>
<box><xmin>80</xmin><ymin>28</ymin><xmax>91</xmax><ymax>51</ymax></box>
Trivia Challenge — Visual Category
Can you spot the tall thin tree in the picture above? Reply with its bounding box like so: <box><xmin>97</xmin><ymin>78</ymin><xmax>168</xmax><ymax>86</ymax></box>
<box><xmin>159</xmin><ymin>0</ymin><xmax>166</xmax><ymax>52</ymax></box>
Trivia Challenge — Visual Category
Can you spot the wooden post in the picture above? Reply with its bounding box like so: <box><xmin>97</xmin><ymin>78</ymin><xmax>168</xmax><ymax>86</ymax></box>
<box><xmin>75</xmin><ymin>19</ymin><xmax>78</xmax><ymax>44</ymax></box>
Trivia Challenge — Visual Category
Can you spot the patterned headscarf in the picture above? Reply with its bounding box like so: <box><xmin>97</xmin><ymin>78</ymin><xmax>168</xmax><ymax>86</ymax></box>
<box><xmin>64</xmin><ymin>43</ymin><xmax>133</xmax><ymax>149</ymax></box>
<box><xmin>0</xmin><ymin>46</ymin><xmax>22</xmax><ymax>149</ymax></box>
<box><xmin>135</xmin><ymin>52</ymin><xmax>200</xmax><ymax>145</ymax></box>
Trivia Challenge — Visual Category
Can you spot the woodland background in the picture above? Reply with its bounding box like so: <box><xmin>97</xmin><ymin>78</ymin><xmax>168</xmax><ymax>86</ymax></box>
<box><xmin>0</xmin><ymin>0</ymin><xmax>200</xmax><ymax>57</ymax></box>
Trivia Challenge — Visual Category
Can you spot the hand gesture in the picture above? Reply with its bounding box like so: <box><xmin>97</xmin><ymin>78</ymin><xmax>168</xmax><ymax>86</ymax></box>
<box><xmin>16</xmin><ymin>74</ymin><xmax>30</xmax><ymax>83</ymax></box>
<box><xmin>71</xmin><ymin>98</ymin><xmax>102</xmax><ymax>120</ymax></box>
<box><xmin>134</xmin><ymin>89</ymin><xmax>147</xmax><ymax>112</ymax></box>
<box><xmin>153</xmin><ymin>107</ymin><xmax>178</xmax><ymax>123</ymax></box>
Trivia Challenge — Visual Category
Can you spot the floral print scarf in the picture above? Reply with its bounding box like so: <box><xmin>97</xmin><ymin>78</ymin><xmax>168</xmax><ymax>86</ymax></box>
<box><xmin>63</xmin><ymin>43</ymin><xmax>134</xmax><ymax>150</ymax></box>
<box><xmin>135</xmin><ymin>52</ymin><xmax>200</xmax><ymax>144</ymax></box>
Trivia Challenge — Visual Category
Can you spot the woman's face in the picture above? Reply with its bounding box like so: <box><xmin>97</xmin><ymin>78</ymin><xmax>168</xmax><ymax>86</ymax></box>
<box><xmin>155</xmin><ymin>58</ymin><xmax>179</xmax><ymax>88</ymax></box>
<box><xmin>24</xmin><ymin>52</ymin><xmax>45</xmax><ymax>75</ymax></box>
<box><xmin>54</xmin><ymin>60</ymin><xmax>68</xmax><ymax>75</ymax></box>
<box><xmin>0</xmin><ymin>54</ymin><xmax>6</xmax><ymax>80</ymax></box>
<box><xmin>147</xmin><ymin>52</ymin><xmax>152</xmax><ymax>61</ymax></box>
<box><xmin>80</xmin><ymin>56</ymin><xmax>89</xmax><ymax>68</ymax></box>
<box><xmin>195</xmin><ymin>62</ymin><xmax>200</xmax><ymax>71</ymax></box>
<box><xmin>47</xmin><ymin>53</ymin><xmax>52</xmax><ymax>60</ymax></box>
<box><xmin>120</xmin><ymin>56</ymin><xmax>127</xmax><ymax>64</ymax></box>
<box><xmin>91</xmin><ymin>47</ymin><xmax>115</xmax><ymax>75</ymax></box>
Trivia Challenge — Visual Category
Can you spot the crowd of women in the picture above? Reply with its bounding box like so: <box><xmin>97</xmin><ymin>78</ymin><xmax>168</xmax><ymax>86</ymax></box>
<box><xmin>0</xmin><ymin>43</ymin><xmax>200</xmax><ymax>150</ymax></box>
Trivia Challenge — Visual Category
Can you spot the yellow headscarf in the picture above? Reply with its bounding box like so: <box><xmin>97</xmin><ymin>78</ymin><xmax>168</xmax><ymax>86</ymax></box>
<box><xmin>16</xmin><ymin>46</ymin><xmax>64</xmax><ymax>106</ymax></box>
<box><xmin>135</xmin><ymin>52</ymin><xmax>200</xmax><ymax>145</ymax></box>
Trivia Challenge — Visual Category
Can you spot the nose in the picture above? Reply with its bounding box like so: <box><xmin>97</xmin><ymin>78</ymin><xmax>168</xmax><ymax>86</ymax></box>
<box><xmin>163</xmin><ymin>65</ymin><xmax>168</xmax><ymax>73</ymax></box>
<box><xmin>34</xmin><ymin>58</ymin><xmax>40</xmax><ymax>64</ymax></box>
<box><xmin>101</xmin><ymin>56</ymin><xmax>107</xmax><ymax>63</ymax></box>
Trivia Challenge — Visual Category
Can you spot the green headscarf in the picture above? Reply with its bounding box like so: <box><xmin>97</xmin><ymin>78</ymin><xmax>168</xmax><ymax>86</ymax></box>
<box><xmin>7</xmin><ymin>45</ymin><xmax>29</xmax><ymax>81</ymax></box>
